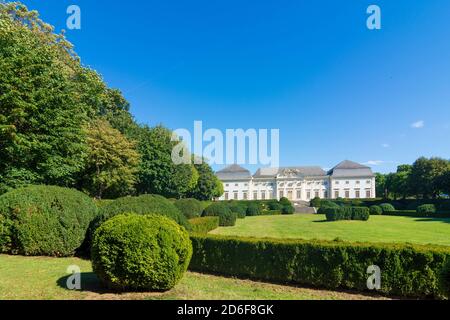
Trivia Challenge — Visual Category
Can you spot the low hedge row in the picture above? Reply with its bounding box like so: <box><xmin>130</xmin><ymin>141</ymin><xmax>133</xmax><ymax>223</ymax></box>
<box><xmin>203</xmin><ymin>203</ymin><xmax>237</xmax><ymax>226</ymax></box>
<box><xmin>189</xmin><ymin>235</ymin><xmax>450</xmax><ymax>298</ymax></box>
<box><xmin>324</xmin><ymin>207</ymin><xmax>370</xmax><ymax>221</ymax></box>
<box><xmin>189</xmin><ymin>217</ymin><xmax>220</xmax><ymax>234</ymax></box>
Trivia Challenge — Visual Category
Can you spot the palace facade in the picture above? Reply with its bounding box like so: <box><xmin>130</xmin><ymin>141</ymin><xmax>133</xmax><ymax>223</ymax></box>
<box><xmin>216</xmin><ymin>160</ymin><xmax>376</xmax><ymax>202</ymax></box>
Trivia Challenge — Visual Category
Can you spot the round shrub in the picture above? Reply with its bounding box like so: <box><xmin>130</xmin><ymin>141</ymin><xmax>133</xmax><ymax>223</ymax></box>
<box><xmin>267</xmin><ymin>201</ymin><xmax>283</xmax><ymax>211</ymax></box>
<box><xmin>279</xmin><ymin>197</ymin><xmax>291</xmax><ymax>206</ymax></box>
<box><xmin>91</xmin><ymin>214</ymin><xmax>192</xmax><ymax>291</ymax></box>
<box><xmin>281</xmin><ymin>204</ymin><xmax>295</xmax><ymax>215</ymax></box>
<box><xmin>174</xmin><ymin>198</ymin><xmax>203</xmax><ymax>219</ymax></box>
<box><xmin>228</xmin><ymin>202</ymin><xmax>247</xmax><ymax>219</ymax></box>
<box><xmin>87</xmin><ymin>194</ymin><xmax>190</xmax><ymax>249</ymax></box>
<box><xmin>203</xmin><ymin>202</ymin><xmax>237</xmax><ymax>226</ymax></box>
<box><xmin>310</xmin><ymin>197</ymin><xmax>321</xmax><ymax>208</ymax></box>
<box><xmin>0</xmin><ymin>185</ymin><xmax>98</xmax><ymax>256</ymax></box>
<box><xmin>379</xmin><ymin>203</ymin><xmax>395</xmax><ymax>213</ymax></box>
<box><xmin>246</xmin><ymin>203</ymin><xmax>261</xmax><ymax>216</ymax></box>
<box><xmin>370</xmin><ymin>205</ymin><xmax>383</xmax><ymax>215</ymax></box>
<box><xmin>417</xmin><ymin>204</ymin><xmax>436</xmax><ymax>216</ymax></box>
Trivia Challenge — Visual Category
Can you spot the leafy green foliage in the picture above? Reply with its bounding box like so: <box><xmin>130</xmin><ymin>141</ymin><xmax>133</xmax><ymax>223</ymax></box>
<box><xmin>86</xmin><ymin>194</ymin><xmax>190</xmax><ymax>249</ymax></box>
<box><xmin>92</xmin><ymin>214</ymin><xmax>192</xmax><ymax>291</ymax></box>
<box><xmin>175</xmin><ymin>198</ymin><xmax>203</xmax><ymax>219</ymax></box>
<box><xmin>227</xmin><ymin>202</ymin><xmax>247</xmax><ymax>218</ymax></box>
<box><xmin>281</xmin><ymin>204</ymin><xmax>295</xmax><ymax>215</ymax></box>
<box><xmin>439</xmin><ymin>260</ymin><xmax>450</xmax><ymax>298</ymax></box>
<box><xmin>190</xmin><ymin>234</ymin><xmax>450</xmax><ymax>298</ymax></box>
<box><xmin>80</xmin><ymin>118</ymin><xmax>139</xmax><ymax>199</ymax></box>
<box><xmin>189</xmin><ymin>217</ymin><xmax>220</xmax><ymax>234</ymax></box>
<box><xmin>369</xmin><ymin>205</ymin><xmax>383</xmax><ymax>215</ymax></box>
<box><xmin>324</xmin><ymin>207</ymin><xmax>369</xmax><ymax>221</ymax></box>
<box><xmin>246</xmin><ymin>203</ymin><xmax>261</xmax><ymax>216</ymax></box>
<box><xmin>0</xmin><ymin>185</ymin><xmax>97</xmax><ymax>256</ymax></box>
<box><xmin>417</xmin><ymin>204</ymin><xmax>437</xmax><ymax>216</ymax></box>
<box><xmin>203</xmin><ymin>202</ymin><xmax>237</xmax><ymax>226</ymax></box>
<box><xmin>379</xmin><ymin>203</ymin><xmax>395</xmax><ymax>213</ymax></box>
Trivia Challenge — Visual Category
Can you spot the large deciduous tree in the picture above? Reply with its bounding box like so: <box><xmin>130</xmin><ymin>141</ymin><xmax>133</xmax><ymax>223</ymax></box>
<box><xmin>80</xmin><ymin>119</ymin><xmax>140</xmax><ymax>199</ymax></box>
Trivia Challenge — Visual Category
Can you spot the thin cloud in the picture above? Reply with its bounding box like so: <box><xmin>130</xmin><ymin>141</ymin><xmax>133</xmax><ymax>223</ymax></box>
<box><xmin>411</xmin><ymin>120</ymin><xmax>425</xmax><ymax>129</ymax></box>
<box><xmin>364</xmin><ymin>160</ymin><xmax>385</xmax><ymax>166</ymax></box>
<box><xmin>381</xmin><ymin>143</ymin><xmax>390</xmax><ymax>148</ymax></box>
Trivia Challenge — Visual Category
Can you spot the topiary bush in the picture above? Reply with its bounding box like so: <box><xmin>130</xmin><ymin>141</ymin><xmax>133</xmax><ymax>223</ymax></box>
<box><xmin>203</xmin><ymin>202</ymin><xmax>237</xmax><ymax>226</ymax></box>
<box><xmin>267</xmin><ymin>201</ymin><xmax>283</xmax><ymax>211</ymax></box>
<box><xmin>324</xmin><ymin>207</ymin><xmax>369</xmax><ymax>221</ymax></box>
<box><xmin>174</xmin><ymin>198</ymin><xmax>203</xmax><ymax>219</ymax></box>
<box><xmin>417</xmin><ymin>204</ymin><xmax>436</xmax><ymax>217</ymax></box>
<box><xmin>189</xmin><ymin>217</ymin><xmax>220</xmax><ymax>234</ymax></box>
<box><xmin>0</xmin><ymin>185</ymin><xmax>98</xmax><ymax>257</ymax></box>
<box><xmin>379</xmin><ymin>203</ymin><xmax>395</xmax><ymax>213</ymax></box>
<box><xmin>310</xmin><ymin>197</ymin><xmax>321</xmax><ymax>208</ymax></box>
<box><xmin>227</xmin><ymin>202</ymin><xmax>247</xmax><ymax>219</ymax></box>
<box><xmin>281</xmin><ymin>204</ymin><xmax>295</xmax><ymax>215</ymax></box>
<box><xmin>370</xmin><ymin>205</ymin><xmax>383</xmax><ymax>215</ymax></box>
<box><xmin>246</xmin><ymin>203</ymin><xmax>261</xmax><ymax>216</ymax></box>
<box><xmin>92</xmin><ymin>214</ymin><xmax>192</xmax><ymax>291</ymax></box>
<box><xmin>279</xmin><ymin>197</ymin><xmax>291</xmax><ymax>206</ymax></box>
<box><xmin>351</xmin><ymin>207</ymin><xmax>370</xmax><ymax>221</ymax></box>
<box><xmin>86</xmin><ymin>194</ymin><xmax>190</xmax><ymax>250</ymax></box>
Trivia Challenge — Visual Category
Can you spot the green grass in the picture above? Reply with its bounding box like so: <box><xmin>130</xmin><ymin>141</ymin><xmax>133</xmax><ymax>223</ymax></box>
<box><xmin>210</xmin><ymin>214</ymin><xmax>450</xmax><ymax>246</ymax></box>
<box><xmin>0</xmin><ymin>255</ymin><xmax>386</xmax><ymax>300</ymax></box>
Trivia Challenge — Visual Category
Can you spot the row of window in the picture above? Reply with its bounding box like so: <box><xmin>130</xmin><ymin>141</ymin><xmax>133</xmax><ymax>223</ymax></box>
<box><xmin>334</xmin><ymin>180</ymin><xmax>372</xmax><ymax>185</ymax></box>
<box><xmin>334</xmin><ymin>189</ymin><xmax>371</xmax><ymax>199</ymax></box>
<box><xmin>223</xmin><ymin>189</ymin><xmax>330</xmax><ymax>201</ymax></box>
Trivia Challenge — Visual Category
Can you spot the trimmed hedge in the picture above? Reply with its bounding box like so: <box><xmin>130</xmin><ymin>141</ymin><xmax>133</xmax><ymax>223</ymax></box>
<box><xmin>189</xmin><ymin>235</ymin><xmax>450</xmax><ymax>298</ymax></box>
<box><xmin>370</xmin><ymin>205</ymin><xmax>383</xmax><ymax>215</ymax></box>
<box><xmin>417</xmin><ymin>204</ymin><xmax>437</xmax><ymax>216</ymax></box>
<box><xmin>379</xmin><ymin>203</ymin><xmax>396</xmax><ymax>213</ymax></box>
<box><xmin>86</xmin><ymin>194</ymin><xmax>190</xmax><ymax>249</ymax></box>
<box><xmin>227</xmin><ymin>202</ymin><xmax>247</xmax><ymax>219</ymax></box>
<box><xmin>189</xmin><ymin>217</ymin><xmax>220</xmax><ymax>234</ymax></box>
<box><xmin>203</xmin><ymin>203</ymin><xmax>237</xmax><ymax>226</ymax></box>
<box><xmin>324</xmin><ymin>207</ymin><xmax>370</xmax><ymax>221</ymax></box>
<box><xmin>246</xmin><ymin>203</ymin><xmax>261</xmax><ymax>216</ymax></box>
<box><xmin>92</xmin><ymin>214</ymin><xmax>192</xmax><ymax>291</ymax></box>
<box><xmin>440</xmin><ymin>260</ymin><xmax>450</xmax><ymax>298</ymax></box>
<box><xmin>175</xmin><ymin>198</ymin><xmax>203</xmax><ymax>219</ymax></box>
<box><xmin>281</xmin><ymin>204</ymin><xmax>295</xmax><ymax>215</ymax></box>
<box><xmin>0</xmin><ymin>185</ymin><xmax>98</xmax><ymax>257</ymax></box>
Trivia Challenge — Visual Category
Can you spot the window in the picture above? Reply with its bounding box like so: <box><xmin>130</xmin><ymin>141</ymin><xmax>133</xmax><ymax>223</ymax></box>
<box><xmin>279</xmin><ymin>191</ymin><xmax>284</xmax><ymax>199</ymax></box>
<box><xmin>296</xmin><ymin>190</ymin><xmax>302</xmax><ymax>199</ymax></box>
<box><xmin>366</xmin><ymin>180</ymin><xmax>371</xmax><ymax>184</ymax></box>
<box><xmin>346</xmin><ymin>181</ymin><xmax>350</xmax><ymax>185</ymax></box>
<box><xmin>335</xmin><ymin>181</ymin><xmax>340</xmax><ymax>185</ymax></box>
<box><xmin>334</xmin><ymin>190</ymin><xmax>339</xmax><ymax>198</ymax></box>
<box><xmin>224</xmin><ymin>192</ymin><xmax>229</xmax><ymax>200</ymax></box>
<box><xmin>235</xmin><ymin>184</ymin><xmax>239</xmax><ymax>187</ymax></box>
<box><xmin>355</xmin><ymin>190</ymin><xmax>361</xmax><ymax>198</ymax></box>
<box><xmin>253</xmin><ymin>192</ymin><xmax>258</xmax><ymax>200</ymax></box>
<box><xmin>315</xmin><ymin>190</ymin><xmax>320</xmax><ymax>198</ymax></box>
<box><xmin>366</xmin><ymin>189</ymin><xmax>371</xmax><ymax>198</ymax></box>
<box><xmin>287</xmin><ymin>190</ymin><xmax>293</xmax><ymax>200</ymax></box>
<box><xmin>345</xmin><ymin>190</ymin><xmax>350</xmax><ymax>198</ymax></box>
<box><xmin>243</xmin><ymin>192</ymin><xmax>248</xmax><ymax>200</ymax></box>
<box><xmin>356</xmin><ymin>181</ymin><xmax>360</xmax><ymax>185</ymax></box>
<box><xmin>306</xmin><ymin>191</ymin><xmax>311</xmax><ymax>200</ymax></box>
<box><xmin>234</xmin><ymin>192</ymin><xmax>238</xmax><ymax>200</ymax></box>
<box><xmin>324</xmin><ymin>191</ymin><xmax>328</xmax><ymax>199</ymax></box>
<box><xmin>261</xmin><ymin>191</ymin><xmax>266</xmax><ymax>200</ymax></box>
<box><xmin>225</xmin><ymin>184</ymin><xmax>229</xmax><ymax>187</ymax></box>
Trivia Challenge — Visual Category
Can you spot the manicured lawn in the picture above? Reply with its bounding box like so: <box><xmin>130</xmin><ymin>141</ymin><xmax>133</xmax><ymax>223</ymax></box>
<box><xmin>210</xmin><ymin>214</ymin><xmax>450</xmax><ymax>246</ymax></box>
<box><xmin>0</xmin><ymin>255</ymin><xmax>387</xmax><ymax>300</ymax></box>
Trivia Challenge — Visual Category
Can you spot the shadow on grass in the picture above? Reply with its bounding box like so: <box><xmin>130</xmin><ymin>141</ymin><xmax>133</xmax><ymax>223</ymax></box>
<box><xmin>312</xmin><ymin>219</ymin><xmax>329</xmax><ymax>223</ymax></box>
<box><xmin>414</xmin><ymin>218</ymin><xmax>450</xmax><ymax>224</ymax></box>
<box><xmin>57</xmin><ymin>272</ymin><xmax>113</xmax><ymax>294</ymax></box>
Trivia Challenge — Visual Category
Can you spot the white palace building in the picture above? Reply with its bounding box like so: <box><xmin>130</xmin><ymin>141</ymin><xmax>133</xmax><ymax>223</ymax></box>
<box><xmin>216</xmin><ymin>160</ymin><xmax>376</xmax><ymax>202</ymax></box>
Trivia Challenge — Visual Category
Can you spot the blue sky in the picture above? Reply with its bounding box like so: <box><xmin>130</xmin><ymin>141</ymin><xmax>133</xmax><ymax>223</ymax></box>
<box><xmin>16</xmin><ymin>0</ymin><xmax>450</xmax><ymax>173</ymax></box>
